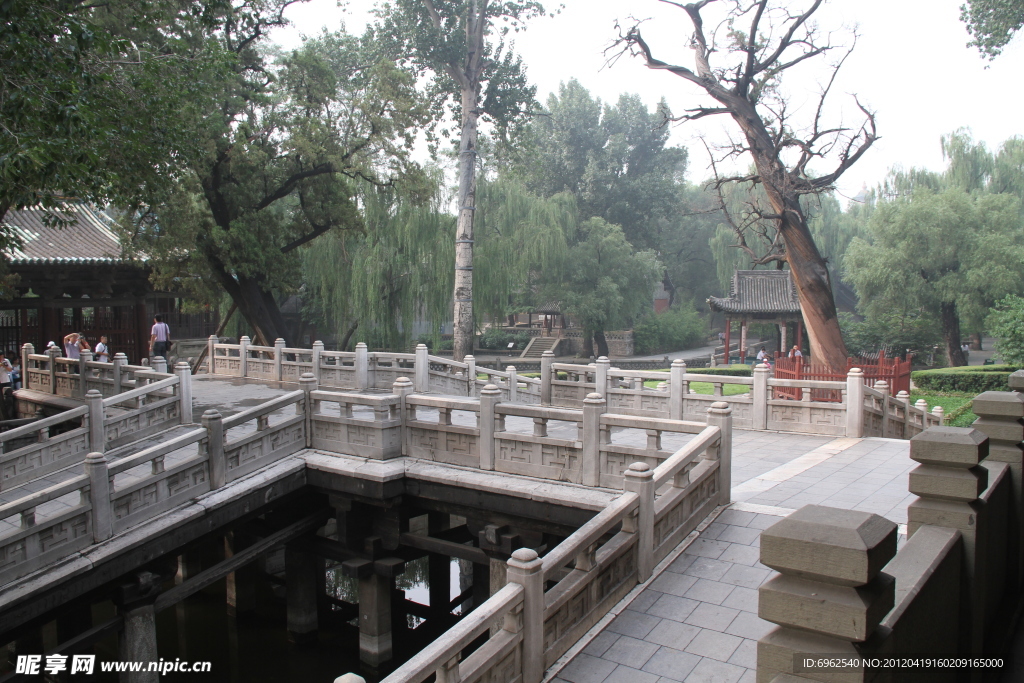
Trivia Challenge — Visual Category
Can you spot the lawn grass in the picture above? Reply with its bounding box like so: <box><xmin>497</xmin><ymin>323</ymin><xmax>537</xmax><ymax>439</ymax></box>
<box><xmin>909</xmin><ymin>391</ymin><xmax>976</xmax><ymax>427</ymax></box>
<box><xmin>641</xmin><ymin>378</ymin><xmax>750</xmax><ymax>396</ymax></box>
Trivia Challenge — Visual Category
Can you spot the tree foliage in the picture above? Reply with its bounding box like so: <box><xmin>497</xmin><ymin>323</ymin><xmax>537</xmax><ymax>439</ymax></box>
<box><xmin>987</xmin><ymin>295</ymin><xmax>1024</xmax><ymax>365</ymax></box>
<box><xmin>961</xmin><ymin>0</ymin><xmax>1024</xmax><ymax>59</ymax></box>
<box><xmin>0</xmin><ymin>0</ymin><xmax>227</xmax><ymax>224</ymax></box>
<box><xmin>513</xmin><ymin>79</ymin><xmax>688</xmax><ymax>250</ymax></box>
<box><xmin>844</xmin><ymin>189</ymin><xmax>1024</xmax><ymax>366</ymax></box>
<box><xmin>302</xmin><ymin>178</ymin><xmax>453</xmax><ymax>351</ymax></box>
<box><xmin>126</xmin><ymin>14</ymin><xmax>429</xmax><ymax>344</ymax></box>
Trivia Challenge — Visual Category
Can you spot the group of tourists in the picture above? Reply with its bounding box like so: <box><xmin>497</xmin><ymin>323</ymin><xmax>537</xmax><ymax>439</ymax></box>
<box><xmin>753</xmin><ymin>345</ymin><xmax>804</xmax><ymax>370</ymax></box>
<box><xmin>38</xmin><ymin>315</ymin><xmax>173</xmax><ymax>368</ymax></box>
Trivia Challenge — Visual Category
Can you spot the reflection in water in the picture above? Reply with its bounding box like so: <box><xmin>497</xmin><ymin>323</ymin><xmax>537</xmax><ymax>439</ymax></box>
<box><xmin>83</xmin><ymin>557</ymin><xmax>465</xmax><ymax>683</ymax></box>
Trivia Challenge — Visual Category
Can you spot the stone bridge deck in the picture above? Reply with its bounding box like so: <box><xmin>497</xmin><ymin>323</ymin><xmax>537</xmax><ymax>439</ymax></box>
<box><xmin>1</xmin><ymin>376</ymin><xmax>916</xmax><ymax>682</ymax></box>
<box><xmin>548</xmin><ymin>433</ymin><xmax>911</xmax><ymax>683</ymax></box>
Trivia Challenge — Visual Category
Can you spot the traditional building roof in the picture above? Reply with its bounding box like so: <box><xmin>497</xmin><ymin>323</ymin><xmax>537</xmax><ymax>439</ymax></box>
<box><xmin>2</xmin><ymin>203</ymin><xmax>130</xmax><ymax>265</ymax></box>
<box><xmin>707</xmin><ymin>270</ymin><xmax>802</xmax><ymax>316</ymax></box>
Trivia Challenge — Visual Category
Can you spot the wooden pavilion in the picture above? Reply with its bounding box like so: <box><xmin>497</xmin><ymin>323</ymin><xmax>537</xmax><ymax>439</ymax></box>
<box><xmin>1</xmin><ymin>203</ymin><xmax>217</xmax><ymax>363</ymax></box>
<box><xmin>707</xmin><ymin>270</ymin><xmax>804</xmax><ymax>364</ymax></box>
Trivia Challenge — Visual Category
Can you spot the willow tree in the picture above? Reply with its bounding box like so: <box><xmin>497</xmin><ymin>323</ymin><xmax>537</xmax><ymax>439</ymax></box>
<box><xmin>376</xmin><ymin>0</ymin><xmax>550</xmax><ymax>361</ymax></box>
<box><xmin>610</xmin><ymin>0</ymin><xmax>877</xmax><ymax>369</ymax></box>
<box><xmin>303</xmin><ymin>180</ymin><xmax>454</xmax><ymax>350</ymax></box>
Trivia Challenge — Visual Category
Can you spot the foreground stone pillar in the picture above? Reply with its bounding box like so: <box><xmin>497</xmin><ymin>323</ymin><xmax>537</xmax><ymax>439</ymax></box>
<box><xmin>757</xmin><ymin>505</ymin><xmax>896</xmax><ymax>683</ymax></box>
<box><xmin>907</xmin><ymin>427</ymin><xmax>989</xmax><ymax>656</ymax></box>
<box><xmin>286</xmin><ymin>545</ymin><xmax>320</xmax><ymax>643</ymax></box>
<box><xmin>972</xmin><ymin>391</ymin><xmax>1024</xmax><ymax>591</ymax></box>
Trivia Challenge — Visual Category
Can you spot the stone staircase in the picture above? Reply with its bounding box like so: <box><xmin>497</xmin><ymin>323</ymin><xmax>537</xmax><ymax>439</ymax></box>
<box><xmin>519</xmin><ymin>336</ymin><xmax>558</xmax><ymax>359</ymax></box>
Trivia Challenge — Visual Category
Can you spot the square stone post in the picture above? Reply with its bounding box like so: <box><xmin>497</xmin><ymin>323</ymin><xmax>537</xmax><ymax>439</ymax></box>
<box><xmin>358</xmin><ymin>572</ymin><xmax>393</xmax><ymax>666</ymax></box>
<box><xmin>202</xmin><ymin>410</ymin><xmax>226</xmax><ymax>488</ymax></box>
<box><xmin>506</xmin><ymin>366</ymin><xmax>518</xmax><ymax>402</ymax></box>
<box><xmin>355</xmin><ymin>342</ymin><xmax>369</xmax><ymax>390</ymax></box>
<box><xmin>669</xmin><ymin>359</ymin><xmax>685</xmax><ymax>420</ymax></box>
<box><xmin>623</xmin><ymin>463</ymin><xmax>655</xmax><ymax>582</ymax></box>
<box><xmin>85</xmin><ymin>389</ymin><xmax>105</xmax><ymax>454</ymax></box>
<box><xmin>464</xmin><ymin>355</ymin><xmax>477</xmax><ymax>396</ymax></box>
<box><xmin>595</xmin><ymin>356</ymin><xmax>610</xmax><ymax>398</ymax></box>
<box><xmin>479</xmin><ymin>384</ymin><xmax>500</xmax><ymax>471</ymax></box>
<box><xmin>174</xmin><ymin>362</ymin><xmax>193</xmax><ymax>425</ymax></box>
<box><xmin>311</xmin><ymin>340</ymin><xmax>324</xmax><ymax>384</ymax></box>
<box><xmin>907</xmin><ymin>427</ymin><xmax>989</xmax><ymax>656</ymax></box>
<box><xmin>151</xmin><ymin>356</ymin><xmax>167</xmax><ymax>374</ymax></box>
<box><xmin>972</xmin><ymin>391</ymin><xmax>1024</xmax><ymax>591</ymax></box>
<box><xmin>757</xmin><ymin>505</ymin><xmax>897</xmax><ymax>683</ymax></box>
<box><xmin>48</xmin><ymin>346</ymin><xmax>59</xmax><ymax>394</ymax></box>
<box><xmin>286</xmin><ymin>544</ymin><xmax>320</xmax><ymax>643</ymax></box>
<box><xmin>85</xmin><ymin>452</ymin><xmax>112</xmax><ymax>543</ymax></box>
<box><xmin>238</xmin><ymin>335</ymin><xmax>250</xmax><ymax>378</ymax></box>
<box><xmin>506</xmin><ymin>549</ymin><xmax>544</xmax><ymax>683</ymax></box>
<box><xmin>21</xmin><ymin>343</ymin><xmax>32</xmax><ymax>388</ymax></box>
<box><xmin>752</xmin><ymin>363</ymin><xmax>769</xmax><ymax>430</ymax></box>
<box><xmin>301</xmin><ymin>373</ymin><xmax>318</xmax><ymax>448</ymax></box>
<box><xmin>112</xmin><ymin>353</ymin><xmax>127</xmax><ymax>394</ymax></box>
<box><xmin>847</xmin><ymin>368</ymin><xmax>865</xmax><ymax>438</ymax></box>
<box><xmin>415</xmin><ymin>343</ymin><xmax>429</xmax><ymax>392</ymax></box>
<box><xmin>875</xmin><ymin>381</ymin><xmax>890</xmax><ymax>438</ymax></box>
<box><xmin>706</xmin><ymin>402</ymin><xmax>733</xmax><ymax>505</ymax></box>
<box><xmin>207</xmin><ymin>335</ymin><xmax>217</xmax><ymax>374</ymax></box>
<box><xmin>582</xmin><ymin>393</ymin><xmax>606</xmax><ymax>486</ymax></box>
<box><xmin>274</xmin><ymin>338</ymin><xmax>286</xmax><ymax>381</ymax></box>
<box><xmin>540</xmin><ymin>350</ymin><xmax>554</xmax><ymax>405</ymax></box>
<box><xmin>119</xmin><ymin>600</ymin><xmax>159</xmax><ymax>683</ymax></box>
<box><xmin>393</xmin><ymin>377</ymin><xmax>413</xmax><ymax>457</ymax></box>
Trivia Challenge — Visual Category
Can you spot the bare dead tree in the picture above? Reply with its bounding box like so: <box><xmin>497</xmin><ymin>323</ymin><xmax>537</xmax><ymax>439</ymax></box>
<box><xmin>608</xmin><ymin>0</ymin><xmax>877</xmax><ymax>369</ymax></box>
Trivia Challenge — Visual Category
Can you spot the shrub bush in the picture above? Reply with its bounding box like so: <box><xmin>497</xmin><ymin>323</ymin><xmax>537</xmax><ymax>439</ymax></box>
<box><xmin>988</xmin><ymin>295</ymin><xmax>1024</xmax><ymax>365</ymax></box>
<box><xmin>911</xmin><ymin>365</ymin><xmax>1022</xmax><ymax>393</ymax></box>
<box><xmin>633</xmin><ymin>304</ymin><xmax>707</xmax><ymax>355</ymax></box>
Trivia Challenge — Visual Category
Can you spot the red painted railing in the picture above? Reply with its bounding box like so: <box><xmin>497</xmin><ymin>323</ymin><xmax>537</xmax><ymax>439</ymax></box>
<box><xmin>772</xmin><ymin>354</ymin><xmax>912</xmax><ymax>402</ymax></box>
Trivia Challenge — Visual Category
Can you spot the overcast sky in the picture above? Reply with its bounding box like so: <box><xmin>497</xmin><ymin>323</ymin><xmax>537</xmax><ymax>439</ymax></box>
<box><xmin>273</xmin><ymin>0</ymin><xmax>1023</xmax><ymax>203</ymax></box>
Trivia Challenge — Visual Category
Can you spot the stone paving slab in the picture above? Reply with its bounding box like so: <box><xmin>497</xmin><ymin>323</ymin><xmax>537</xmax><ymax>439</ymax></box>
<box><xmin>549</xmin><ymin>430</ymin><xmax>914</xmax><ymax>683</ymax></box>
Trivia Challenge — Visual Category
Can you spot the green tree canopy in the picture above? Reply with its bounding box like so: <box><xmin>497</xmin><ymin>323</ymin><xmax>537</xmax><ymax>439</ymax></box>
<box><xmin>844</xmin><ymin>188</ymin><xmax>1024</xmax><ymax>365</ymax></box>
<box><xmin>127</xmin><ymin>18</ymin><xmax>429</xmax><ymax>344</ymax></box>
<box><xmin>961</xmin><ymin>0</ymin><xmax>1024</xmax><ymax>59</ymax></box>
<box><xmin>513</xmin><ymin>79</ymin><xmax>688</xmax><ymax>250</ymax></box>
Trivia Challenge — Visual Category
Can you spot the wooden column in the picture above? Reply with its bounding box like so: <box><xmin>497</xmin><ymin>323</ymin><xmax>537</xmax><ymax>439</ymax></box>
<box><xmin>796</xmin><ymin>319</ymin><xmax>804</xmax><ymax>356</ymax></box>
<box><xmin>723</xmin><ymin>318</ymin><xmax>731</xmax><ymax>365</ymax></box>
<box><xmin>739</xmin><ymin>320</ymin><xmax>748</xmax><ymax>365</ymax></box>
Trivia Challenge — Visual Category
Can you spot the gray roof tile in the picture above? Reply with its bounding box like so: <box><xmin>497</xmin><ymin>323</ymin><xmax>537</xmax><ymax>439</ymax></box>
<box><xmin>707</xmin><ymin>270</ymin><xmax>801</xmax><ymax>314</ymax></box>
<box><xmin>3</xmin><ymin>203</ymin><xmax>134</xmax><ymax>264</ymax></box>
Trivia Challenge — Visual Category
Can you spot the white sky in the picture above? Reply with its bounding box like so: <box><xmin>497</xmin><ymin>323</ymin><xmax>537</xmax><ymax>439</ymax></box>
<box><xmin>274</xmin><ymin>0</ymin><xmax>1023</xmax><ymax>203</ymax></box>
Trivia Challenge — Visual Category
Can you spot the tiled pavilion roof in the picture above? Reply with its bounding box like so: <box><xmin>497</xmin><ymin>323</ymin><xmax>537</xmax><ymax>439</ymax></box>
<box><xmin>707</xmin><ymin>270</ymin><xmax>802</xmax><ymax>316</ymax></box>
<box><xmin>2</xmin><ymin>203</ymin><xmax>132</xmax><ymax>265</ymax></box>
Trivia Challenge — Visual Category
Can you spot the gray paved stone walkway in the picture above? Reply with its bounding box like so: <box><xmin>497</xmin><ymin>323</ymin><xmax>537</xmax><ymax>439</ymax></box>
<box><xmin>548</xmin><ymin>431</ymin><xmax>913</xmax><ymax>683</ymax></box>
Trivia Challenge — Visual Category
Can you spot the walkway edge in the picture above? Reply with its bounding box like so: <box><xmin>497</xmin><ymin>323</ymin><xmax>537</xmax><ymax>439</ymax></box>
<box><xmin>542</xmin><ymin>503</ymin><xmax>730</xmax><ymax>683</ymax></box>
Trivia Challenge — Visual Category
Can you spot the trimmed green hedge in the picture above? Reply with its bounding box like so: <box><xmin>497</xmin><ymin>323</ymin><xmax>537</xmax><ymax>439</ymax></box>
<box><xmin>685</xmin><ymin>366</ymin><xmax>752</xmax><ymax>377</ymax></box>
<box><xmin>912</xmin><ymin>365</ymin><xmax>1022</xmax><ymax>394</ymax></box>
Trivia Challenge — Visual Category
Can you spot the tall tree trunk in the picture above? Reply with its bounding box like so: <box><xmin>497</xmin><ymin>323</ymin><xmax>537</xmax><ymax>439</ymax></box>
<box><xmin>594</xmin><ymin>330</ymin><xmax>609</xmax><ymax>358</ymax></box>
<box><xmin>581</xmin><ymin>331</ymin><xmax>594</xmax><ymax>358</ymax></box>
<box><xmin>731</xmin><ymin>102</ymin><xmax>850</xmax><ymax>371</ymax></box>
<box><xmin>452</xmin><ymin>85</ymin><xmax>480</xmax><ymax>362</ymax></box>
<box><xmin>205</xmin><ymin>250</ymin><xmax>290</xmax><ymax>345</ymax></box>
<box><xmin>941</xmin><ymin>301</ymin><xmax>968</xmax><ymax>366</ymax></box>
<box><xmin>340</xmin><ymin>320</ymin><xmax>359</xmax><ymax>351</ymax></box>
